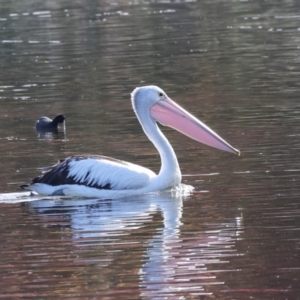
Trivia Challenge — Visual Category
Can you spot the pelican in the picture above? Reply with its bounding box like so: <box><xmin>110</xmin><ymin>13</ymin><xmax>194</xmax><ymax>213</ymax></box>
<box><xmin>21</xmin><ymin>86</ymin><xmax>240</xmax><ymax>198</ymax></box>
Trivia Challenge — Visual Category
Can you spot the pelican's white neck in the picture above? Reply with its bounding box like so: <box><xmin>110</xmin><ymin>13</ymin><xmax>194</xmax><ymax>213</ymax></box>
<box><xmin>132</xmin><ymin>96</ymin><xmax>182</xmax><ymax>188</ymax></box>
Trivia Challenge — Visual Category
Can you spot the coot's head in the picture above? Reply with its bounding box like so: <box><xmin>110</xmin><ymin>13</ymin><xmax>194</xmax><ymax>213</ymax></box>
<box><xmin>52</xmin><ymin>114</ymin><xmax>65</xmax><ymax>125</ymax></box>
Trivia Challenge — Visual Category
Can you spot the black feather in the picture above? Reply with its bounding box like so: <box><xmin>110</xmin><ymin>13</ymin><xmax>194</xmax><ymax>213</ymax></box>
<box><xmin>26</xmin><ymin>155</ymin><xmax>127</xmax><ymax>190</ymax></box>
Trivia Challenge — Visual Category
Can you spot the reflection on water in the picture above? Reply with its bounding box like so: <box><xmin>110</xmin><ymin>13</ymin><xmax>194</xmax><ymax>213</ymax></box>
<box><xmin>36</xmin><ymin>128</ymin><xmax>67</xmax><ymax>141</ymax></box>
<box><xmin>0</xmin><ymin>0</ymin><xmax>300</xmax><ymax>299</ymax></box>
<box><xmin>36</xmin><ymin>130</ymin><xmax>66</xmax><ymax>140</ymax></box>
<box><xmin>24</xmin><ymin>191</ymin><xmax>243</xmax><ymax>298</ymax></box>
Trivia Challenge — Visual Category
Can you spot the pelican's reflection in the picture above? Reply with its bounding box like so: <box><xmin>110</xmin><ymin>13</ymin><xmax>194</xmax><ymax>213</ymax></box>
<box><xmin>27</xmin><ymin>189</ymin><xmax>243</xmax><ymax>298</ymax></box>
<box><xmin>28</xmin><ymin>190</ymin><xmax>183</xmax><ymax>239</ymax></box>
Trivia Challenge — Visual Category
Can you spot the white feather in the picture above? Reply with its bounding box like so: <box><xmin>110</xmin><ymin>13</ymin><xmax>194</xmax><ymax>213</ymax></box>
<box><xmin>67</xmin><ymin>158</ymin><xmax>156</xmax><ymax>190</ymax></box>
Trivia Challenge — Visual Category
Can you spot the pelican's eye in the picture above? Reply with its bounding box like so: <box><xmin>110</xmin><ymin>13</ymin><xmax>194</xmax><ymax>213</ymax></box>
<box><xmin>158</xmin><ymin>92</ymin><xmax>165</xmax><ymax>99</ymax></box>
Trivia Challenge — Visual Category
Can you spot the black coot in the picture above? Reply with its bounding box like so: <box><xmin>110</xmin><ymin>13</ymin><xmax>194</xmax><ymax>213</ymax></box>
<box><xmin>35</xmin><ymin>114</ymin><xmax>65</xmax><ymax>132</ymax></box>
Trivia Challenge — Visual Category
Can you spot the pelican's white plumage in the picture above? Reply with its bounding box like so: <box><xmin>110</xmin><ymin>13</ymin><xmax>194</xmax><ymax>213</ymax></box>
<box><xmin>67</xmin><ymin>157</ymin><xmax>156</xmax><ymax>190</ymax></box>
<box><xmin>21</xmin><ymin>86</ymin><xmax>240</xmax><ymax>198</ymax></box>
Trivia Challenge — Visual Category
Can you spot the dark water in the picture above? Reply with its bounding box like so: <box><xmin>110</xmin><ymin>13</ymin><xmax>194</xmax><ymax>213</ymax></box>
<box><xmin>0</xmin><ymin>0</ymin><xmax>300</xmax><ymax>299</ymax></box>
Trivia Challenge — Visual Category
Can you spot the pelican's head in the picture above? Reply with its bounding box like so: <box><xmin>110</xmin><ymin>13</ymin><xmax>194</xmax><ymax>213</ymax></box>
<box><xmin>131</xmin><ymin>85</ymin><xmax>240</xmax><ymax>155</ymax></box>
<box><xmin>131</xmin><ymin>85</ymin><xmax>167</xmax><ymax>111</ymax></box>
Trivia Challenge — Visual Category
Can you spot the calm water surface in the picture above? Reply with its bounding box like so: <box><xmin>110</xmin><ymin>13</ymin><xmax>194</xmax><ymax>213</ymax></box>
<box><xmin>0</xmin><ymin>0</ymin><xmax>300</xmax><ymax>299</ymax></box>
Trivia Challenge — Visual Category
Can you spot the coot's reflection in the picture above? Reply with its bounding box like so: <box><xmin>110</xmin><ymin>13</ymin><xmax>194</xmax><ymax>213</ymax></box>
<box><xmin>36</xmin><ymin>128</ymin><xmax>67</xmax><ymax>140</ymax></box>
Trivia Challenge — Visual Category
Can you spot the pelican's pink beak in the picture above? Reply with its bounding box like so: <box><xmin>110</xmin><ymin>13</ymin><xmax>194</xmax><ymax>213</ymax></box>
<box><xmin>150</xmin><ymin>97</ymin><xmax>240</xmax><ymax>155</ymax></box>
